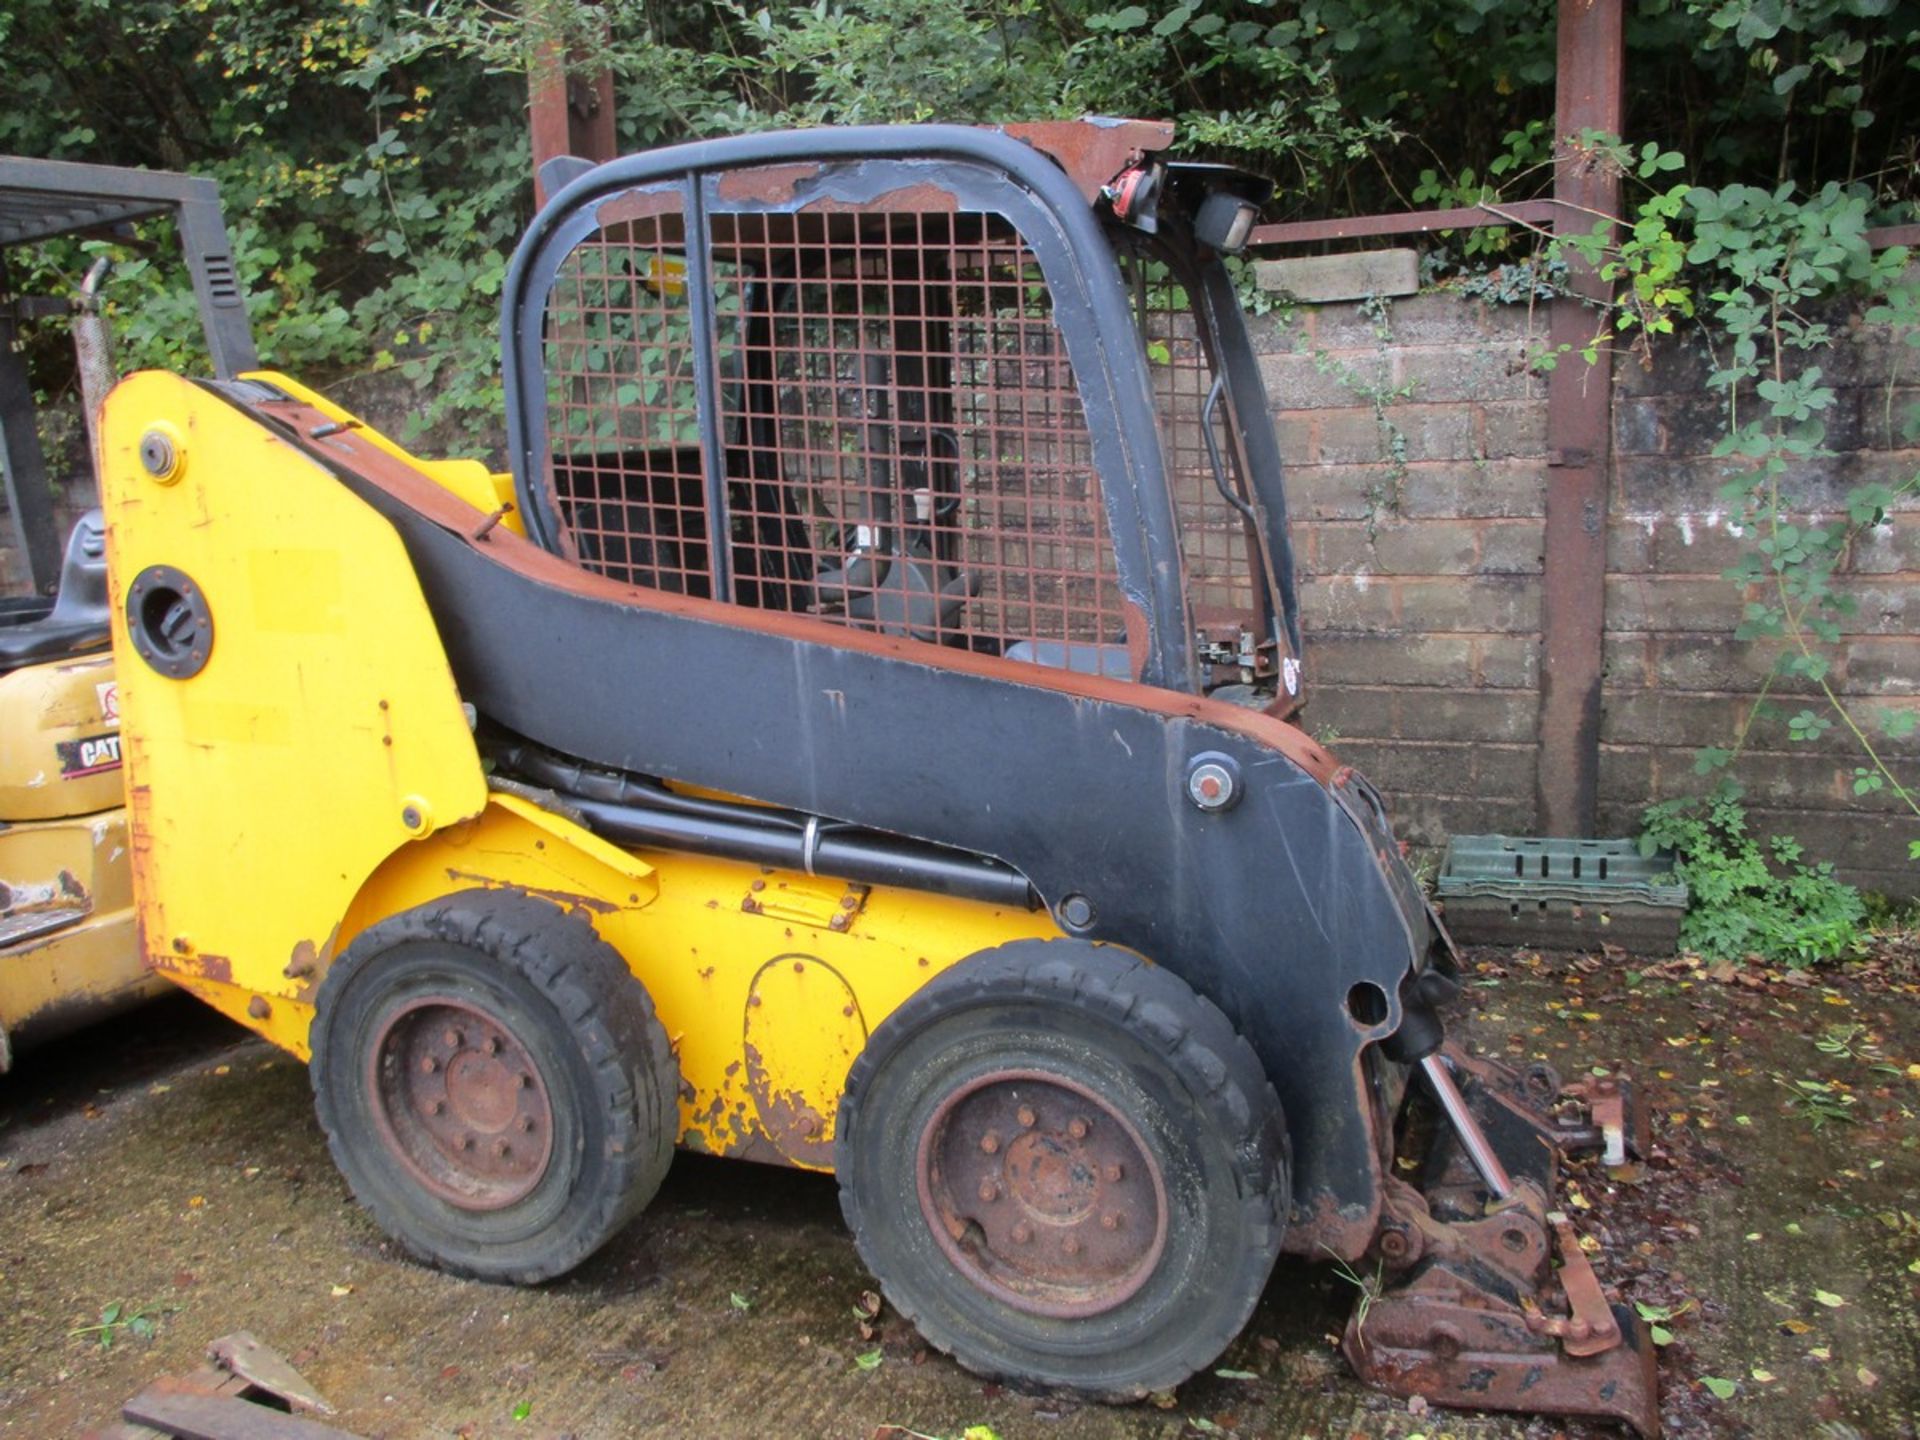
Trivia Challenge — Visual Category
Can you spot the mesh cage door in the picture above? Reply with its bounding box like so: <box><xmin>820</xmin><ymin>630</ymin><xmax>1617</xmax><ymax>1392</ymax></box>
<box><xmin>539</xmin><ymin>186</ymin><xmax>716</xmax><ymax>596</ymax></box>
<box><xmin>711</xmin><ymin>195</ymin><xmax>1129</xmax><ymax>675</ymax></box>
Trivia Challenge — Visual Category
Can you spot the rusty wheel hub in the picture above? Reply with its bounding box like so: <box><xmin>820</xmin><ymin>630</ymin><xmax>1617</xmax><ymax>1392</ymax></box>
<box><xmin>367</xmin><ymin>997</ymin><xmax>554</xmax><ymax>1210</ymax></box>
<box><xmin>916</xmin><ymin>1068</ymin><xmax>1168</xmax><ymax>1318</ymax></box>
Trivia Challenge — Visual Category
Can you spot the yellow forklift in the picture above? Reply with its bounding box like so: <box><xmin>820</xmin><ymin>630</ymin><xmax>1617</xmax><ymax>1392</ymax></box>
<box><xmin>0</xmin><ymin>157</ymin><xmax>256</xmax><ymax>1069</ymax></box>
<box><xmin>97</xmin><ymin>122</ymin><xmax>1657</xmax><ymax>1433</ymax></box>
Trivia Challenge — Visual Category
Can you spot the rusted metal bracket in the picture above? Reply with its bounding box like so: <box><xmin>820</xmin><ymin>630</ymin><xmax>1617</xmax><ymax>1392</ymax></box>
<box><xmin>1346</xmin><ymin>1266</ymin><xmax>1659</xmax><ymax>1439</ymax></box>
<box><xmin>1524</xmin><ymin>1218</ymin><xmax>1625</xmax><ymax>1356</ymax></box>
<box><xmin>1346</xmin><ymin>1044</ymin><xmax>1661</xmax><ymax>1436</ymax></box>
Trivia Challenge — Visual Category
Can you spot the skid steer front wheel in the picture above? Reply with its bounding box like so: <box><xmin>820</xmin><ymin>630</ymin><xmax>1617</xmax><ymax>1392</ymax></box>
<box><xmin>311</xmin><ymin>890</ymin><xmax>676</xmax><ymax>1283</ymax></box>
<box><xmin>836</xmin><ymin>940</ymin><xmax>1288</xmax><ymax>1399</ymax></box>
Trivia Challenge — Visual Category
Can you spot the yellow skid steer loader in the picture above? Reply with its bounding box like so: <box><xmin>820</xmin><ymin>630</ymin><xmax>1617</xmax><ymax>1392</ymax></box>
<box><xmin>98</xmin><ymin>122</ymin><xmax>1657</xmax><ymax>1433</ymax></box>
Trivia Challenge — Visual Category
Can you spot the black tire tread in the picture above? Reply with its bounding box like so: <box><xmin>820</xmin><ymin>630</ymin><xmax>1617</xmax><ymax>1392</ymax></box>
<box><xmin>311</xmin><ymin>888</ymin><xmax>676</xmax><ymax>1284</ymax></box>
<box><xmin>837</xmin><ymin>938</ymin><xmax>1288</xmax><ymax>1399</ymax></box>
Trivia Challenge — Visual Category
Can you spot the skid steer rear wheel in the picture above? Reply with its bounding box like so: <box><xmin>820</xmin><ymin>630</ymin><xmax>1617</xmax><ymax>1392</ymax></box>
<box><xmin>311</xmin><ymin>889</ymin><xmax>676</xmax><ymax>1284</ymax></box>
<box><xmin>836</xmin><ymin>940</ymin><xmax>1288</xmax><ymax>1399</ymax></box>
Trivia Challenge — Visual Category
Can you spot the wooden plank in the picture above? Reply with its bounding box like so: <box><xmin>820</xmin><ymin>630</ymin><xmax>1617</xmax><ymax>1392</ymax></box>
<box><xmin>121</xmin><ymin>1390</ymin><xmax>368</xmax><ymax>1440</ymax></box>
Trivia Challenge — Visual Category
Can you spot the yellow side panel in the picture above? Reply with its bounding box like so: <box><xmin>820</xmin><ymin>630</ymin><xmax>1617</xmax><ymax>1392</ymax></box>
<box><xmin>242</xmin><ymin>372</ymin><xmax>523</xmax><ymax>534</ymax></box>
<box><xmin>0</xmin><ymin>808</ymin><xmax>154</xmax><ymax>1068</ymax></box>
<box><xmin>346</xmin><ymin>796</ymin><xmax>1063</xmax><ymax>1172</ymax></box>
<box><xmin>0</xmin><ymin>654</ymin><xmax>123</xmax><ymax>820</ymax></box>
<box><xmin>98</xmin><ymin>371</ymin><xmax>489</xmax><ymax>1051</ymax></box>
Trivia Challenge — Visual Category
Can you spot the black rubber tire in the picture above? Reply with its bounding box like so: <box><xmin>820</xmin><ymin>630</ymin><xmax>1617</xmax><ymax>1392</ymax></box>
<box><xmin>835</xmin><ymin>939</ymin><xmax>1288</xmax><ymax>1399</ymax></box>
<box><xmin>310</xmin><ymin>889</ymin><xmax>676</xmax><ymax>1284</ymax></box>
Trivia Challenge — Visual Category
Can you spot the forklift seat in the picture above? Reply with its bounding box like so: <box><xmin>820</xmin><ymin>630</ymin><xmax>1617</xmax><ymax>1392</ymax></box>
<box><xmin>0</xmin><ymin>510</ymin><xmax>111</xmax><ymax>675</ymax></box>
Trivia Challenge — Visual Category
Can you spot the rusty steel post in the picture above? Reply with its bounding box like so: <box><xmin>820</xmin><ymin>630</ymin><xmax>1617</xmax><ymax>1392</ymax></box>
<box><xmin>528</xmin><ymin>30</ymin><xmax>617</xmax><ymax>206</ymax></box>
<box><xmin>1536</xmin><ymin>0</ymin><xmax>1624</xmax><ymax>838</ymax></box>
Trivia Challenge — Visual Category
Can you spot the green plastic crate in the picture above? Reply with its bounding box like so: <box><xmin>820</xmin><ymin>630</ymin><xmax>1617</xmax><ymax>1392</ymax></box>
<box><xmin>1435</xmin><ymin>835</ymin><xmax>1688</xmax><ymax>953</ymax></box>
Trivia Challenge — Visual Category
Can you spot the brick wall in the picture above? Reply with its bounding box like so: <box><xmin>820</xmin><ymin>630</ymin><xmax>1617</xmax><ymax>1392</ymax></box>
<box><xmin>1254</xmin><ymin>288</ymin><xmax>1920</xmax><ymax>895</ymax></box>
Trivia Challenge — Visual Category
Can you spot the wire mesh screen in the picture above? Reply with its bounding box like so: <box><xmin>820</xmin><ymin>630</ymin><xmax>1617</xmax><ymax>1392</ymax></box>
<box><xmin>539</xmin><ymin>191</ymin><xmax>1127</xmax><ymax>670</ymax></box>
<box><xmin>542</xmin><ymin>197</ymin><xmax>717</xmax><ymax>597</ymax></box>
<box><xmin>717</xmin><ymin>208</ymin><xmax>1125</xmax><ymax>662</ymax></box>
<box><xmin>1122</xmin><ymin>252</ymin><xmax>1259</xmax><ymax>622</ymax></box>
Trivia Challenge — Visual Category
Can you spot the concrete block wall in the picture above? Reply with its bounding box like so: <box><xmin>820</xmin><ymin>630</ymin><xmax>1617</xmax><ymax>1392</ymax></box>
<box><xmin>1252</xmin><ymin>288</ymin><xmax>1920</xmax><ymax>894</ymax></box>
<box><xmin>1252</xmin><ymin>293</ymin><xmax>1556</xmax><ymax>849</ymax></box>
<box><xmin>1600</xmin><ymin>319</ymin><xmax>1920</xmax><ymax>897</ymax></box>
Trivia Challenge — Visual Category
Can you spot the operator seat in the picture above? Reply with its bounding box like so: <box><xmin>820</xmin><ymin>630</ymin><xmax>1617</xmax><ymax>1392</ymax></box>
<box><xmin>0</xmin><ymin>510</ymin><xmax>111</xmax><ymax>675</ymax></box>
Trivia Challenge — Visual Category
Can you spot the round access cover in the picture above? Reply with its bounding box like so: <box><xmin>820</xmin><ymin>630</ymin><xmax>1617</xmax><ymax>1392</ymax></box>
<box><xmin>125</xmin><ymin>564</ymin><xmax>213</xmax><ymax>679</ymax></box>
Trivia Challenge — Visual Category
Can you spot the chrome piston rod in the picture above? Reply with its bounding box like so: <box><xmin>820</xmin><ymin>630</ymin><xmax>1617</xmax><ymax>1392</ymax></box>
<box><xmin>1420</xmin><ymin>1052</ymin><xmax>1514</xmax><ymax>1200</ymax></box>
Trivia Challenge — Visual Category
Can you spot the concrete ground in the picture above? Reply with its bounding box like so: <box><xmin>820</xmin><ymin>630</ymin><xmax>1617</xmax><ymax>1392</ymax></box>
<box><xmin>2</xmin><ymin>944</ymin><xmax>1917</xmax><ymax>1440</ymax></box>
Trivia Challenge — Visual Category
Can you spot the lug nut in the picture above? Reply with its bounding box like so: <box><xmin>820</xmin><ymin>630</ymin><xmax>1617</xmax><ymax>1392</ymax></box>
<box><xmin>979</xmin><ymin>1131</ymin><xmax>1001</xmax><ymax>1155</ymax></box>
<box><xmin>424</xmin><ymin>1099</ymin><xmax>444</xmax><ymax>1116</ymax></box>
<box><xmin>1067</xmin><ymin>1117</ymin><xmax>1089</xmax><ymax>1140</ymax></box>
<box><xmin>1104</xmin><ymin>1163</ymin><xmax>1123</xmax><ymax>1182</ymax></box>
<box><xmin>443</xmin><ymin>1028</ymin><xmax>462</xmax><ymax>1048</ymax></box>
<box><xmin>456</xmin><ymin>1134</ymin><xmax>474</xmax><ymax>1152</ymax></box>
<box><xmin>419</xmin><ymin>1056</ymin><xmax>439</xmax><ymax>1074</ymax></box>
<box><xmin>517</xmin><ymin>1074</ymin><xmax>533</xmax><ymax>1090</ymax></box>
<box><xmin>1011</xmin><ymin>1223</ymin><xmax>1032</xmax><ymax>1244</ymax></box>
<box><xmin>1100</xmin><ymin>1212</ymin><xmax>1120</xmax><ymax>1231</ymax></box>
<box><xmin>1063</xmin><ymin>1236</ymin><xmax>1081</xmax><ymax>1257</ymax></box>
<box><xmin>492</xmin><ymin>1139</ymin><xmax>511</xmax><ymax>1159</ymax></box>
<box><xmin>483</xmin><ymin>1036</ymin><xmax>500</xmax><ymax>1057</ymax></box>
<box><xmin>977</xmin><ymin>1179</ymin><xmax>1000</xmax><ymax>1202</ymax></box>
<box><xmin>1016</xmin><ymin>1105</ymin><xmax>1036</xmax><ymax>1128</ymax></box>
<box><xmin>517</xmin><ymin>1116</ymin><xmax>534</xmax><ymax>1133</ymax></box>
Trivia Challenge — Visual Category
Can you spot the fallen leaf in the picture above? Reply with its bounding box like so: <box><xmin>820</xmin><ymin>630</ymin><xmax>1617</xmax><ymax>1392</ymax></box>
<box><xmin>1857</xmin><ymin>1366</ymin><xmax>1879</xmax><ymax>1389</ymax></box>
<box><xmin>330</xmin><ymin>1284</ymin><xmax>353</xmax><ymax>1298</ymax></box>
<box><xmin>961</xmin><ymin>1428</ymin><xmax>1001</xmax><ymax>1440</ymax></box>
<box><xmin>1810</xmin><ymin>1347</ymin><xmax>1832</xmax><ymax>1361</ymax></box>
<box><xmin>1214</xmin><ymin>1368</ymin><xmax>1258</xmax><ymax>1380</ymax></box>
<box><xmin>854</xmin><ymin>1348</ymin><xmax>883</xmax><ymax>1371</ymax></box>
<box><xmin>213</xmin><ymin>1065</ymin><xmax>231</xmax><ymax>1076</ymax></box>
<box><xmin>1701</xmin><ymin>1376</ymin><xmax>1737</xmax><ymax>1400</ymax></box>
<box><xmin>511</xmin><ymin>1399</ymin><xmax>531</xmax><ymax>1421</ymax></box>
<box><xmin>186</xmin><ymin>1196</ymin><xmax>205</xmax><ymax>1209</ymax></box>
<box><xmin>729</xmin><ymin>1291</ymin><xmax>752</xmax><ymax>1311</ymax></box>
<box><xmin>1751</xmin><ymin>1367</ymin><xmax>1776</xmax><ymax>1383</ymax></box>
<box><xmin>1780</xmin><ymin>1318</ymin><xmax>1813</xmax><ymax>1335</ymax></box>
<box><xmin>1814</xmin><ymin>1289</ymin><xmax>1847</xmax><ymax>1308</ymax></box>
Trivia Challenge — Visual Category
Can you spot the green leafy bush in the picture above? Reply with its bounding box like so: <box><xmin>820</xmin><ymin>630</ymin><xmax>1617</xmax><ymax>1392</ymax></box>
<box><xmin>1640</xmin><ymin>786</ymin><xmax>1866</xmax><ymax>967</ymax></box>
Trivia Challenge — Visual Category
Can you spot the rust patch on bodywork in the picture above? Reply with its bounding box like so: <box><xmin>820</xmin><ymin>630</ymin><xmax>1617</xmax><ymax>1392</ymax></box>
<box><xmin>998</xmin><ymin>119</ymin><xmax>1175</xmax><ymax>201</ymax></box>
<box><xmin>714</xmin><ymin>163</ymin><xmax>821</xmax><ymax>203</ymax></box>
<box><xmin>741</xmin><ymin>1041</ymin><xmax>834</xmax><ymax>1168</ymax></box>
